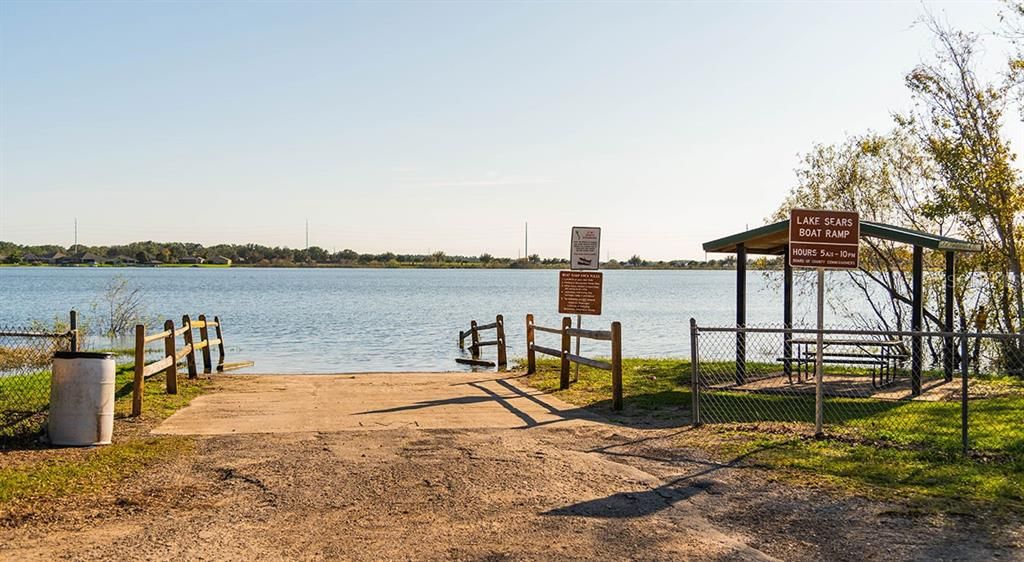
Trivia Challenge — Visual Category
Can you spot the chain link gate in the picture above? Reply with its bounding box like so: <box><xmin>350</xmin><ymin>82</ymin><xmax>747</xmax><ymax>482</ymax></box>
<box><xmin>690</xmin><ymin>320</ymin><xmax>1023</xmax><ymax>460</ymax></box>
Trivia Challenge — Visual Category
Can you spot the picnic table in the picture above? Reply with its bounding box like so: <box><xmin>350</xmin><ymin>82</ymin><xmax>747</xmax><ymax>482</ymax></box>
<box><xmin>783</xmin><ymin>337</ymin><xmax>909</xmax><ymax>388</ymax></box>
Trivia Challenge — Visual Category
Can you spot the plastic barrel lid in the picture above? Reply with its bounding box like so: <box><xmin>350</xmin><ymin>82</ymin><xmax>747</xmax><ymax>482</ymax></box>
<box><xmin>53</xmin><ymin>351</ymin><xmax>115</xmax><ymax>360</ymax></box>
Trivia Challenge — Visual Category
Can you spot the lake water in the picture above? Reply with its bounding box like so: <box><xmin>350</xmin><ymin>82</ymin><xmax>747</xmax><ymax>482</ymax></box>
<box><xmin>0</xmin><ymin>267</ymin><xmax>874</xmax><ymax>373</ymax></box>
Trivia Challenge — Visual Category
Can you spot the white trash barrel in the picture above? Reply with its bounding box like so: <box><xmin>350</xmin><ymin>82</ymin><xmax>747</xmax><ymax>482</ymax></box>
<box><xmin>48</xmin><ymin>351</ymin><xmax>115</xmax><ymax>446</ymax></box>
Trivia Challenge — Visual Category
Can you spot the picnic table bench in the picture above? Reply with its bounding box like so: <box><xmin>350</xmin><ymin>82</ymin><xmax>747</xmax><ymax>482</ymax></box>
<box><xmin>779</xmin><ymin>338</ymin><xmax>909</xmax><ymax>388</ymax></box>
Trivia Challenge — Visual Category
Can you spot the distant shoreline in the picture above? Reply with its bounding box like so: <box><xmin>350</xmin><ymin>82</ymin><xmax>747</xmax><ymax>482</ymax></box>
<box><xmin>0</xmin><ymin>263</ymin><xmax>768</xmax><ymax>271</ymax></box>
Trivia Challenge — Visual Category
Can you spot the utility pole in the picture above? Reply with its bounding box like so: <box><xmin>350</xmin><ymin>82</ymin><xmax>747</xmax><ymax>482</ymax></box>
<box><xmin>74</xmin><ymin>218</ymin><xmax>78</xmax><ymax>252</ymax></box>
<box><xmin>525</xmin><ymin>221</ymin><xmax>528</xmax><ymax>259</ymax></box>
<box><xmin>305</xmin><ymin>220</ymin><xmax>309</xmax><ymax>250</ymax></box>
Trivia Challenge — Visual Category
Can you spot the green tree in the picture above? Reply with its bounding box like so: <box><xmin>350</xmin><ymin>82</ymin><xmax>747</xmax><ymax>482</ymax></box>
<box><xmin>904</xmin><ymin>14</ymin><xmax>1023</xmax><ymax>340</ymax></box>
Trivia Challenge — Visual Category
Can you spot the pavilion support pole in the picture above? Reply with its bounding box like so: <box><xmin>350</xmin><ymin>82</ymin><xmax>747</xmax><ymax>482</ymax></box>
<box><xmin>912</xmin><ymin>245</ymin><xmax>924</xmax><ymax>396</ymax></box>
<box><xmin>944</xmin><ymin>251</ymin><xmax>955</xmax><ymax>383</ymax></box>
<box><xmin>736</xmin><ymin>243</ymin><xmax>747</xmax><ymax>386</ymax></box>
<box><xmin>783</xmin><ymin>246</ymin><xmax>794</xmax><ymax>381</ymax></box>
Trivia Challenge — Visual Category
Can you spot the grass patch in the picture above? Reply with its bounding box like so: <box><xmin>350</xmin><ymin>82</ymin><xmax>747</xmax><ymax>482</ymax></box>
<box><xmin>521</xmin><ymin>357</ymin><xmax>1024</xmax><ymax>510</ymax></box>
<box><xmin>0</xmin><ymin>361</ymin><xmax>213</xmax><ymax>506</ymax></box>
<box><xmin>0</xmin><ymin>436</ymin><xmax>193</xmax><ymax>504</ymax></box>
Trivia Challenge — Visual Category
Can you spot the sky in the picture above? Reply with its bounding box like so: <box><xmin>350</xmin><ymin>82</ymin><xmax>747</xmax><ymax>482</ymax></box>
<box><xmin>0</xmin><ymin>1</ymin><xmax>1019</xmax><ymax>260</ymax></box>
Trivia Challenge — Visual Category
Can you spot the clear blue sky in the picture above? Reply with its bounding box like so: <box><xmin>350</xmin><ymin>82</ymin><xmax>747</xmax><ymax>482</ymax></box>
<box><xmin>0</xmin><ymin>1</ymin><xmax>1017</xmax><ymax>260</ymax></box>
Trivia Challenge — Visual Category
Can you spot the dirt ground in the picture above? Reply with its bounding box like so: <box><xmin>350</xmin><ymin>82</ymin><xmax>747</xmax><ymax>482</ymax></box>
<box><xmin>0</xmin><ymin>373</ymin><xmax>1020</xmax><ymax>561</ymax></box>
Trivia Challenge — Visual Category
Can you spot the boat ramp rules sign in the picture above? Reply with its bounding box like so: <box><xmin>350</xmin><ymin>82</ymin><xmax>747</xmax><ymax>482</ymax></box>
<box><xmin>788</xmin><ymin>209</ymin><xmax>860</xmax><ymax>270</ymax></box>
<box><xmin>558</xmin><ymin>271</ymin><xmax>603</xmax><ymax>315</ymax></box>
<box><xmin>570</xmin><ymin>227</ymin><xmax>601</xmax><ymax>270</ymax></box>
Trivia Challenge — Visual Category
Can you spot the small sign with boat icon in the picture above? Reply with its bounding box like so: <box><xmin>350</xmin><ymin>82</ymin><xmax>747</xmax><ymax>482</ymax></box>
<box><xmin>570</xmin><ymin>227</ymin><xmax>601</xmax><ymax>270</ymax></box>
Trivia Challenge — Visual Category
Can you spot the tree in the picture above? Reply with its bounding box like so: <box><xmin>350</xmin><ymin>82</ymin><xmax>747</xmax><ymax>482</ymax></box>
<box><xmin>95</xmin><ymin>275</ymin><xmax>146</xmax><ymax>337</ymax></box>
<box><xmin>905</xmin><ymin>14</ymin><xmax>1023</xmax><ymax>337</ymax></box>
<box><xmin>628</xmin><ymin>255</ymin><xmax>643</xmax><ymax>267</ymax></box>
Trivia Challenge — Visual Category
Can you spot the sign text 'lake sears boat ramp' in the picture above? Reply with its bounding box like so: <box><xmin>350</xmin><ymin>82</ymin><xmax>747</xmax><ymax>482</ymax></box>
<box><xmin>788</xmin><ymin>208</ymin><xmax>860</xmax><ymax>270</ymax></box>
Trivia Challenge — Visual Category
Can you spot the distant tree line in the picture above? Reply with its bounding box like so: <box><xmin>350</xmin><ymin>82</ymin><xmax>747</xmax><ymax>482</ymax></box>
<box><xmin>0</xmin><ymin>240</ymin><xmax>775</xmax><ymax>270</ymax></box>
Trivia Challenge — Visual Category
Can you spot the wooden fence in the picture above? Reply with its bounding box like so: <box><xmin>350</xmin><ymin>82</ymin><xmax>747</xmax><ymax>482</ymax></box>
<box><xmin>525</xmin><ymin>313</ymin><xmax>623</xmax><ymax>410</ymax></box>
<box><xmin>457</xmin><ymin>315</ymin><xmax>507</xmax><ymax>369</ymax></box>
<box><xmin>132</xmin><ymin>314</ymin><xmax>227</xmax><ymax>416</ymax></box>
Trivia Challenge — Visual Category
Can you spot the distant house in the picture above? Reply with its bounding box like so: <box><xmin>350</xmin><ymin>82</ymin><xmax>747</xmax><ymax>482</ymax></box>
<box><xmin>179</xmin><ymin>256</ymin><xmax>206</xmax><ymax>265</ymax></box>
<box><xmin>26</xmin><ymin>251</ymin><xmax>66</xmax><ymax>265</ymax></box>
<box><xmin>108</xmin><ymin>255</ymin><xmax>138</xmax><ymax>266</ymax></box>
<box><xmin>57</xmin><ymin>252</ymin><xmax>103</xmax><ymax>266</ymax></box>
<box><xmin>209</xmin><ymin>256</ymin><xmax>232</xmax><ymax>266</ymax></box>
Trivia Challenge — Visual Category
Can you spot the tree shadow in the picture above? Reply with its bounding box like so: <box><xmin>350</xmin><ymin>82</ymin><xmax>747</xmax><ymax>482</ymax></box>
<box><xmin>543</xmin><ymin>441</ymin><xmax>779</xmax><ymax>519</ymax></box>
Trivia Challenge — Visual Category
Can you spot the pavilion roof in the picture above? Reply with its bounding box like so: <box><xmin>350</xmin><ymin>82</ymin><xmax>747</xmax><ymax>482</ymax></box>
<box><xmin>702</xmin><ymin>219</ymin><xmax>982</xmax><ymax>255</ymax></box>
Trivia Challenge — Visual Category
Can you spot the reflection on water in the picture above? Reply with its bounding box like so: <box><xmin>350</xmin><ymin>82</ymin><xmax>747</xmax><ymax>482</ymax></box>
<box><xmin>1</xmin><ymin>267</ymin><xmax>888</xmax><ymax>373</ymax></box>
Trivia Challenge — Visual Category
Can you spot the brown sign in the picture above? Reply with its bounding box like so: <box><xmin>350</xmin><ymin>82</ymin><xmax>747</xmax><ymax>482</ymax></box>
<box><xmin>789</xmin><ymin>208</ymin><xmax>860</xmax><ymax>269</ymax></box>
<box><xmin>558</xmin><ymin>271</ymin><xmax>603</xmax><ymax>315</ymax></box>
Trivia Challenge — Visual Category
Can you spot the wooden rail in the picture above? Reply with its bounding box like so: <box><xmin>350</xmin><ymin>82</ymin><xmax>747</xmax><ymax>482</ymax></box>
<box><xmin>526</xmin><ymin>313</ymin><xmax>624</xmax><ymax>410</ymax></box>
<box><xmin>456</xmin><ymin>314</ymin><xmax>507</xmax><ymax>369</ymax></box>
<box><xmin>132</xmin><ymin>313</ymin><xmax>232</xmax><ymax>416</ymax></box>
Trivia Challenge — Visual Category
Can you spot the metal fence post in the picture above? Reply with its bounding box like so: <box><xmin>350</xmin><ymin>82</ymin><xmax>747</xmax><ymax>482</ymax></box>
<box><xmin>690</xmin><ymin>318</ymin><xmax>700</xmax><ymax>426</ymax></box>
<box><xmin>961</xmin><ymin>332</ymin><xmax>969</xmax><ymax>458</ymax></box>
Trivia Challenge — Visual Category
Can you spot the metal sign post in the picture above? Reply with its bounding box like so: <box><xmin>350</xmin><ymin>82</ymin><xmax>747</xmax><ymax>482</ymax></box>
<box><xmin>788</xmin><ymin>209</ymin><xmax>859</xmax><ymax>438</ymax></box>
<box><xmin>574</xmin><ymin>314</ymin><xmax>582</xmax><ymax>382</ymax></box>
<box><xmin>567</xmin><ymin>227</ymin><xmax>602</xmax><ymax>381</ymax></box>
<box><xmin>815</xmin><ymin>267</ymin><xmax>824</xmax><ymax>436</ymax></box>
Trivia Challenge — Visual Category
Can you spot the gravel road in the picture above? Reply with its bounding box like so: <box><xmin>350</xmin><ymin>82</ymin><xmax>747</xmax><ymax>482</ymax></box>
<box><xmin>1</xmin><ymin>373</ymin><xmax>1018</xmax><ymax>561</ymax></box>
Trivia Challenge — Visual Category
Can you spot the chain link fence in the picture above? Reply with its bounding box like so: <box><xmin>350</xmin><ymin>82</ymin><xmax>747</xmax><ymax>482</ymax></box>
<box><xmin>689</xmin><ymin>321</ymin><xmax>1023</xmax><ymax>460</ymax></box>
<box><xmin>0</xmin><ymin>326</ymin><xmax>76</xmax><ymax>443</ymax></box>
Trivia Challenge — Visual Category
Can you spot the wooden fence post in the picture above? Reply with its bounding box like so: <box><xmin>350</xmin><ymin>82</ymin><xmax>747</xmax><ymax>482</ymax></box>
<box><xmin>164</xmin><ymin>319</ymin><xmax>178</xmax><ymax>395</ymax></box>
<box><xmin>526</xmin><ymin>314</ymin><xmax>536</xmax><ymax>374</ymax></box>
<box><xmin>214</xmin><ymin>315</ymin><xmax>226</xmax><ymax>372</ymax></box>
<box><xmin>69</xmin><ymin>310</ymin><xmax>78</xmax><ymax>352</ymax></box>
<box><xmin>132</xmin><ymin>324</ymin><xmax>145</xmax><ymax>416</ymax></box>
<box><xmin>560</xmin><ymin>317</ymin><xmax>572</xmax><ymax>390</ymax></box>
<box><xmin>182</xmin><ymin>314</ymin><xmax>198</xmax><ymax>379</ymax></box>
<box><xmin>470</xmin><ymin>320</ymin><xmax>480</xmax><ymax>359</ymax></box>
<box><xmin>198</xmin><ymin>314</ymin><xmax>212</xmax><ymax>373</ymax></box>
<box><xmin>495</xmin><ymin>314</ymin><xmax>507</xmax><ymax>369</ymax></box>
<box><xmin>611</xmin><ymin>321</ymin><xmax>623</xmax><ymax>411</ymax></box>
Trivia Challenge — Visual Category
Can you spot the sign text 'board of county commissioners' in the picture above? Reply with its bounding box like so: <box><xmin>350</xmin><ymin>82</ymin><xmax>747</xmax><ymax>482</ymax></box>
<box><xmin>558</xmin><ymin>270</ymin><xmax>603</xmax><ymax>315</ymax></box>
<box><xmin>570</xmin><ymin>227</ymin><xmax>601</xmax><ymax>270</ymax></box>
<box><xmin>788</xmin><ymin>208</ymin><xmax>860</xmax><ymax>269</ymax></box>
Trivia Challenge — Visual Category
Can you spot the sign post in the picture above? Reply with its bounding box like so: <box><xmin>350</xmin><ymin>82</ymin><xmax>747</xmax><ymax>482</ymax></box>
<box><xmin>788</xmin><ymin>209</ymin><xmax>859</xmax><ymax>437</ymax></box>
<box><xmin>568</xmin><ymin>227</ymin><xmax>601</xmax><ymax>381</ymax></box>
